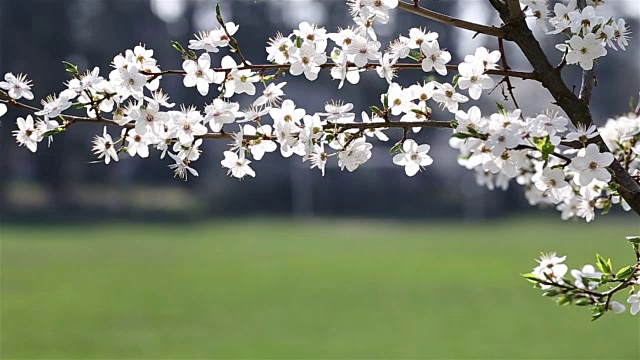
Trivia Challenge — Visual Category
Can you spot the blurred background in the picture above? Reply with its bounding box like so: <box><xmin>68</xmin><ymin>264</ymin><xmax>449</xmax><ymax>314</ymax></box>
<box><xmin>1</xmin><ymin>0</ymin><xmax>639</xmax><ymax>358</ymax></box>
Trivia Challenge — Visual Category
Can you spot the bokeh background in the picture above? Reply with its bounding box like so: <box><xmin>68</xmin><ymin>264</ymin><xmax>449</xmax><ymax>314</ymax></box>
<box><xmin>1</xmin><ymin>0</ymin><xmax>639</xmax><ymax>358</ymax></box>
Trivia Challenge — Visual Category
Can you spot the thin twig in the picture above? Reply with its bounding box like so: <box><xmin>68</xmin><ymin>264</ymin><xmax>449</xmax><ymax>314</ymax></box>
<box><xmin>514</xmin><ymin>144</ymin><xmax>572</xmax><ymax>164</ymax></box>
<box><xmin>397</xmin><ymin>0</ymin><xmax>505</xmax><ymax>38</ymax></box>
<box><xmin>576</xmin><ymin>0</ymin><xmax>595</xmax><ymax>105</ymax></box>
<box><xmin>141</xmin><ymin>63</ymin><xmax>537</xmax><ymax>81</ymax></box>
<box><xmin>498</xmin><ymin>37</ymin><xmax>520</xmax><ymax>108</ymax></box>
<box><xmin>0</xmin><ymin>97</ymin><xmax>454</xmax><ymax>142</ymax></box>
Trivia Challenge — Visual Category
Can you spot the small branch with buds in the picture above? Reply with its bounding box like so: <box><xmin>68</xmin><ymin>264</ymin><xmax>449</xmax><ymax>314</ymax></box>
<box><xmin>140</xmin><ymin>63</ymin><xmax>538</xmax><ymax>81</ymax></box>
<box><xmin>0</xmin><ymin>96</ymin><xmax>455</xmax><ymax>143</ymax></box>
<box><xmin>524</xmin><ymin>236</ymin><xmax>640</xmax><ymax>320</ymax></box>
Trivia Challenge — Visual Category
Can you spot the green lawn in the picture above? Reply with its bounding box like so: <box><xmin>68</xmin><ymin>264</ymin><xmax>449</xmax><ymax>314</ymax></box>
<box><xmin>1</xmin><ymin>217</ymin><xmax>639</xmax><ymax>359</ymax></box>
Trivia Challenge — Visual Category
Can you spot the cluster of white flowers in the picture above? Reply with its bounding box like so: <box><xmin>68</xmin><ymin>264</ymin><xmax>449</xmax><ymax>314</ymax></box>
<box><xmin>530</xmin><ymin>252</ymin><xmax>640</xmax><ymax>316</ymax></box>
<box><xmin>450</xmin><ymin>105</ymin><xmax>640</xmax><ymax>222</ymax></box>
<box><xmin>0</xmin><ymin>0</ymin><xmax>636</xmax><ymax>223</ymax></box>
<box><xmin>1</xmin><ymin>73</ymin><xmax>63</xmax><ymax>153</ymax></box>
<box><xmin>525</xmin><ymin>0</ymin><xmax>632</xmax><ymax>70</ymax></box>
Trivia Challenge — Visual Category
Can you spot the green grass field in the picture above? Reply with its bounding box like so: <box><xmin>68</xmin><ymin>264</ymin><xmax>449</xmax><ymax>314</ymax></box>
<box><xmin>1</xmin><ymin>217</ymin><xmax>639</xmax><ymax>359</ymax></box>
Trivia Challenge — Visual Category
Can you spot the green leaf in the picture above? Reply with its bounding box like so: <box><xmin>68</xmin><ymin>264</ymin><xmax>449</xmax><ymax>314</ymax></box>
<box><xmin>542</xmin><ymin>290</ymin><xmax>560</xmax><ymax>297</ymax></box>
<box><xmin>407</xmin><ymin>50</ymin><xmax>422</xmax><ymax>62</ymax></box>
<box><xmin>215</xmin><ymin>2</ymin><xmax>224</xmax><ymax>23</ymax></box>
<box><xmin>521</xmin><ymin>273</ymin><xmax>542</xmax><ymax>283</ymax></box>
<box><xmin>615</xmin><ymin>265</ymin><xmax>634</xmax><ymax>280</ymax></box>
<box><xmin>452</xmin><ymin>74</ymin><xmax>460</xmax><ymax>86</ymax></box>
<box><xmin>574</xmin><ymin>298</ymin><xmax>591</xmax><ymax>306</ymax></box>
<box><xmin>389</xmin><ymin>142</ymin><xmax>403</xmax><ymax>155</ymax></box>
<box><xmin>295</xmin><ymin>36</ymin><xmax>302</xmax><ymax>48</ymax></box>
<box><xmin>369</xmin><ymin>105</ymin><xmax>383</xmax><ymax>117</ymax></box>
<box><xmin>171</xmin><ymin>41</ymin><xmax>185</xmax><ymax>54</ymax></box>
<box><xmin>556</xmin><ymin>294</ymin><xmax>572</xmax><ymax>306</ymax></box>
<box><xmin>496</xmin><ymin>102</ymin><xmax>505</xmax><ymax>113</ymax></box>
<box><xmin>595</xmin><ymin>253</ymin><xmax>612</xmax><ymax>274</ymax></box>
<box><xmin>62</xmin><ymin>61</ymin><xmax>78</xmax><ymax>75</ymax></box>
<box><xmin>451</xmin><ymin>132</ymin><xmax>471</xmax><ymax>139</ymax></box>
<box><xmin>411</xmin><ymin>109</ymin><xmax>424</xmax><ymax>115</ymax></box>
<box><xmin>591</xmin><ymin>312</ymin><xmax>604</xmax><ymax>321</ymax></box>
<box><xmin>43</xmin><ymin>127</ymin><xmax>65</xmax><ymax>137</ymax></box>
<box><xmin>532</xmin><ymin>136</ymin><xmax>556</xmax><ymax>162</ymax></box>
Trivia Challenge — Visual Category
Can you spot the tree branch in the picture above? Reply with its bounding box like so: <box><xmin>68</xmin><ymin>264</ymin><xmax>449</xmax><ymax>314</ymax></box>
<box><xmin>489</xmin><ymin>0</ymin><xmax>640</xmax><ymax>215</ymax></box>
<box><xmin>142</xmin><ymin>63</ymin><xmax>538</xmax><ymax>81</ymax></box>
<box><xmin>0</xmin><ymin>98</ymin><xmax>454</xmax><ymax>142</ymax></box>
<box><xmin>397</xmin><ymin>0</ymin><xmax>505</xmax><ymax>38</ymax></box>
<box><xmin>507</xmin><ymin>0</ymin><xmax>522</xmax><ymax>19</ymax></box>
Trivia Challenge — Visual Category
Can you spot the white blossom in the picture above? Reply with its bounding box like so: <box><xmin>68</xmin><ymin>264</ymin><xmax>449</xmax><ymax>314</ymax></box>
<box><xmin>221</xmin><ymin>150</ymin><xmax>255</xmax><ymax>179</ymax></box>
<box><xmin>570</xmin><ymin>264</ymin><xmax>602</xmax><ymax>290</ymax></box>
<box><xmin>220</xmin><ymin>55</ymin><xmax>259</xmax><ymax>97</ymax></box>
<box><xmin>533</xmin><ymin>252</ymin><xmax>568</xmax><ymax>289</ymax></box>
<box><xmin>535</xmin><ymin>167</ymin><xmax>572</xmax><ymax>203</ymax></box>
<box><xmin>35</xmin><ymin>94</ymin><xmax>72</xmax><ymax>118</ymax></box>
<box><xmin>564</xmin><ymin>33</ymin><xmax>607</xmax><ymax>71</ymax></box>
<box><xmin>13</xmin><ymin>115</ymin><xmax>40</xmax><ymax>153</ymax></box>
<box><xmin>168</xmin><ymin>152</ymin><xmax>199</xmax><ymax>180</ymax></box>
<box><xmin>420</xmin><ymin>40</ymin><xmax>451</xmax><ymax>76</ymax></box>
<box><xmin>204</xmin><ymin>99</ymin><xmax>240</xmax><ymax>132</ymax></box>
<box><xmin>361</xmin><ymin>111</ymin><xmax>388</xmax><ymax>141</ymax></box>
<box><xmin>432</xmin><ymin>83</ymin><xmax>468</xmax><ymax>113</ymax></box>
<box><xmin>125</xmin><ymin>129</ymin><xmax>151</xmax><ymax>158</ymax></box>
<box><xmin>407</xmin><ymin>27</ymin><xmax>438</xmax><ymax>49</ymax></box>
<box><xmin>266</xmin><ymin>32</ymin><xmax>294</xmax><ymax>64</ymax></box>
<box><xmin>457</xmin><ymin>60</ymin><xmax>494</xmax><ymax>100</ymax></box>
<box><xmin>628</xmin><ymin>292</ymin><xmax>640</xmax><ymax>315</ymax></box>
<box><xmin>318</xmin><ymin>100</ymin><xmax>355</xmax><ymax>123</ymax></box>
<box><xmin>338</xmin><ymin>137</ymin><xmax>372</xmax><ymax>172</ymax></box>
<box><xmin>308</xmin><ymin>143</ymin><xmax>328</xmax><ymax>176</ymax></box>
<box><xmin>183</xmin><ymin>53</ymin><xmax>222</xmax><ymax>96</ymax></box>
<box><xmin>293</xmin><ymin>22</ymin><xmax>328</xmax><ymax>52</ymax></box>
<box><xmin>289</xmin><ymin>44</ymin><xmax>327</xmax><ymax>81</ymax></box>
<box><xmin>330</xmin><ymin>48</ymin><xmax>361</xmax><ymax>89</ymax></box>
<box><xmin>0</xmin><ymin>72</ymin><xmax>34</xmax><ymax>100</ymax></box>
<box><xmin>344</xmin><ymin>36</ymin><xmax>381</xmax><ymax>67</ymax></box>
<box><xmin>393</xmin><ymin>139</ymin><xmax>433</xmax><ymax>176</ymax></box>
<box><xmin>244</xmin><ymin>124</ymin><xmax>277</xmax><ymax>160</ymax></box>
<box><xmin>464</xmin><ymin>47</ymin><xmax>501</xmax><ymax>70</ymax></box>
<box><xmin>92</xmin><ymin>126</ymin><xmax>119</xmax><ymax>164</ymax></box>
<box><xmin>171</xmin><ymin>108</ymin><xmax>207</xmax><ymax>145</ymax></box>
<box><xmin>254</xmin><ymin>82</ymin><xmax>287</xmax><ymax>107</ymax></box>
<box><xmin>569</xmin><ymin>143</ymin><xmax>614</xmax><ymax>186</ymax></box>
